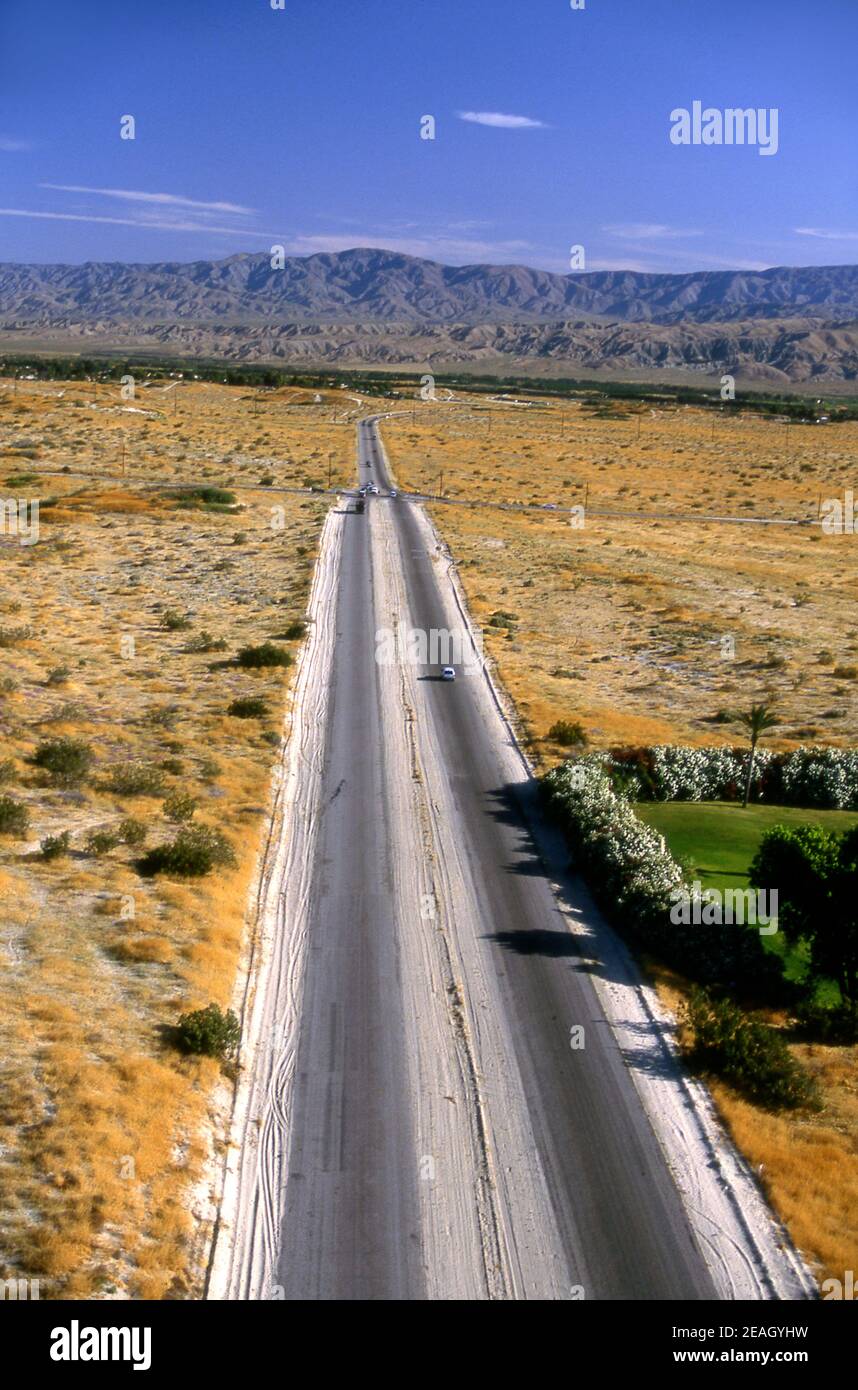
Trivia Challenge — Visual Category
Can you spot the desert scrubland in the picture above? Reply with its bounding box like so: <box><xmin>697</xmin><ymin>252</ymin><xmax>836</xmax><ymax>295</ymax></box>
<box><xmin>0</xmin><ymin>378</ymin><xmax>355</xmax><ymax>1296</ymax></box>
<box><xmin>383</xmin><ymin>397</ymin><xmax>858</xmax><ymax>758</ymax></box>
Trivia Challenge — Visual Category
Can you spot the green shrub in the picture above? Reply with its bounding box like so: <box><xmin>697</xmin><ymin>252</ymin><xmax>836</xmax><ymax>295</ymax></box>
<box><xmin>45</xmin><ymin>665</ymin><xmax>71</xmax><ymax>687</ymax></box>
<box><xmin>165</xmin><ymin>486</ymin><xmax>237</xmax><ymax>507</ymax></box>
<box><xmin>0</xmin><ymin>758</ymin><xmax>17</xmax><ymax>786</ymax></box>
<box><xmin>119</xmin><ymin>817</ymin><xmax>148</xmax><ymax>847</ymax></box>
<box><xmin>141</xmin><ymin>825</ymin><xmax>236</xmax><ymax>878</ymax></box>
<box><xmin>184</xmin><ymin>631</ymin><xmax>228</xmax><ymax>654</ymax></box>
<box><xmin>236</xmin><ymin>642</ymin><xmax>292</xmax><ymax>670</ymax></box>
<box><xmin>280</xmin><ymin>620</ymin><xmax>306</xmax><ymax>641</ymax></box>
<box><xmin>228</xmin><ymin>696</ymin><xmax>268</xmax><ymax>718</ymax></box>
<box><xmin>547</xmin><ymin>720</ymin><xmax>588</xmax><ymax>747</ymax></box>
<box><xmin>683</xmin><ymin>989</ymin><xmax>819</xmax><ymax>1111</ymax></box>
<box><xmin>175</xmin><ymin>1003</ymin><xmax>240</xmax><ymax>1059</ymax></box>
<box><xmin>105</xmin><ymin>763</ymin><xmax>167</xmax><ymax>797</ymax></box>
<box><xmin>33</xmin><ymin>737</ymin><xmax>94</xmax><ymax>786</ymax></box>
<box><xmin>162</xmin><ymin>609</ymin><xmax>193</xmax><ymax>632</ymax></box>
<box><xmin>86</xmin><ymin>829</ymin><xmax>120</xmax><ymax>857</ymax></box>
<box><xmin>0</xmin><ymin>796</ymin><xmax>29</xmax><ymax>836</ymax></box>
<box><xmin>41</xmin><ymin>830</ymin><xmax>71</xmax><ymax>860</ymax></box>
<box><xmin>163</xmin><ymin>792</ymin><xmax>197</xmax><ymax>824</ymax></box>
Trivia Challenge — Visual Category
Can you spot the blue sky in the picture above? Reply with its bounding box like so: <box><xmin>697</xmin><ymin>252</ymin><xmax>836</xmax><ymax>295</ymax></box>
<box><xmin>0</xmin><ymin>0</ymin><xmax>855</xmax><ymax>272</ymax></box>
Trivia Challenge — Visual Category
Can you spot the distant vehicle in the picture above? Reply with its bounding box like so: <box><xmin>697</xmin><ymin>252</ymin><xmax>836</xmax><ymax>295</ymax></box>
<box><xmin>441</xmin><ymin>667</ymin><xmax>456</xmax><ymax>681</ymax></box>
<box><xmin>389</xmin><ymin>489</ymin><xmax>398</xmax><ymax>498</ymax></box>
<box><xmin>542</xmin><ymin>503</ymin><xmax>558</xmax><ymax>509</ymax></box>
<box><xmin>368</xmin><ymin>483</ymin><xmax>379</xmax><ymax>494</ymax></box>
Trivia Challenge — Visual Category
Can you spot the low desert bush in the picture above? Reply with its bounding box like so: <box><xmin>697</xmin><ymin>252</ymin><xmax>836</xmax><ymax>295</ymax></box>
<box><xmin>163</xmin><ymin>792</ymin><xmax>197</xmax><ymax>824</ymax></box>
<box><xmin>236</xmin><ymin>642</ymin><xmax>292</xmax><ymax>669</ymax></box>
<box><xmin>161</xmin><ymin>609</ymin><xmax>193</xmax><ymax>632</ymax></box>
<box><xmin>227</xmin><ymin>696</ymin><xmax>268</xmax><ymax>718</ymax></box>
<box><xmin>85</xmin><ymin>829</ymin><xmax>120</xmax><ymax>857</ymax></box>
<box><xmin>0</xmin><ymin>796</ymin><xmax>30</xmax><ymax>836</ymax></box>
<box><xmin>105</xmin><ymin>763</ymin><xmax>167</xmax><ymax>797</ymax></box>
<box><xmin>33</xmin><ymin>737</ymin><xmax>94</xmax><ymax>786</ymax></box>
<box><xmin>41</xmin><ymin>830</ymin><xmax>71</xmax><ymax>860</ymax></box>
<box><xmin>175</xmin><ymin>1003</ymin><xmax>240</xmax><ymax>1060</ymax></box>
<box><xmin>140</xmin><ymin>825</ymin><xmax>236</xmax><ymax>878</ymax></box>
<box><xmin>118</xmin><ymin>817</ymin><xmax>148</xmax><ymax>847</ymax></box>
<box><xmin>547</xmin><ymin>720</ymin><xmax>588</xmax><ymax>747</ymax></box>
<box><xmin>184</xmin><ymin>631</ymin><xmax>228</xmax><ymax>654</ymax></box>
<box><xmin>683</xmin><ymin>989</ymin><xmax>819</xmax><ymax>1111</ymax></box>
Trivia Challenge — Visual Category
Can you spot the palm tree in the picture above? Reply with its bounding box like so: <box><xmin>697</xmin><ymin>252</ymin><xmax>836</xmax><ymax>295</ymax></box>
<box><xmin>734</xmin><ymin>701</ymin><xmax>779</xmax><ymax>808</ymax></box>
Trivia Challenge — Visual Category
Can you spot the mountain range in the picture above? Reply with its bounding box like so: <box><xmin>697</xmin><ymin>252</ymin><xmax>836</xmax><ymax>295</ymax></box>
<box><xmin>1</xmin><ymin>249</ymin><xmax>856</xmax><ymax>385</ymax></box>
<box><xmin>2</xmin><ymin>249</ymin><xmax>858</xmax><ymax>325</ymax></box>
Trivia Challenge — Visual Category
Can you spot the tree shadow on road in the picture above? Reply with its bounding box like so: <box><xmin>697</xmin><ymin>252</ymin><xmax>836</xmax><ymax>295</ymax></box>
<box><xmin>483</xmin><ymin>928</ymin><xmax>584</xmax><ymax>958</ymax></box>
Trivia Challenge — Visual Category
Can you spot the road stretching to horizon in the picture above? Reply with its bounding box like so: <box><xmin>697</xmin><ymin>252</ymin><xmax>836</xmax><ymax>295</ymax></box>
<box><xmin>220</xmin><ymin>416</ymin><xmax>715</xmax><ymax>1300</ymax></box>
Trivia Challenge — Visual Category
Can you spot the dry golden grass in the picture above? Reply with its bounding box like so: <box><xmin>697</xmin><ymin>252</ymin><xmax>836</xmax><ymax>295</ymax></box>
<box><xmin>383</xmin><ymin>397</ymin><xmax>858</xmax><ymax>760</ymax></box>
<box><xmin>710</xmin><ymin>1048</ymin><xmax>858</xmax><ymax>1285</ymax></box>
<box><xmin>654</xmin><ymin>964</ymin><xmax>857</xmax><ymax>1285</ymax></box>
<box><xmin>0</xmin><ymin>376</ymin><xmax>350</xmax><ymax>1297</ymax></box>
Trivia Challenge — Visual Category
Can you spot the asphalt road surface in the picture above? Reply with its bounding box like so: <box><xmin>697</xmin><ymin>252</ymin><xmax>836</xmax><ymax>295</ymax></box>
<box><xmin>266</xmin><ymin>418</ymin><xmax>717</xmax><ymax>1300</ymax></box>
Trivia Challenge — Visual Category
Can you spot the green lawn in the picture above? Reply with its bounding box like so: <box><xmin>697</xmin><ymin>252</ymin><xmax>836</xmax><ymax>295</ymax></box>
<box><xmin>635</xmin><ymin>801</ymin><xmax>858</xmax><ymax>893</ymax></box>
<box><xmin>636</xmin><ymin>800</ymin><xmax>858</xmax><ymax>998</ymax></box>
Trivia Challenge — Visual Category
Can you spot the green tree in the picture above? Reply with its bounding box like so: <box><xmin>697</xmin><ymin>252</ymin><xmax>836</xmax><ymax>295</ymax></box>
<box><xmin>733</xmin><ymin>701</ymin><xmax>779</xmax><ymax>807</ymax></box>
<box><xmin>750</xmin><ymin>823</ymin><xmax>858</xmax><ymax>1015</ymax></box>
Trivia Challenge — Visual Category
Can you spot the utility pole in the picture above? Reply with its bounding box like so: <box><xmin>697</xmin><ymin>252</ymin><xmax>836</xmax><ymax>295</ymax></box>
<box><xmin>439</xmin><ymin>469</ymin><xmax>444</xmax><ymax>497</ymax></box>
<box><xmin>121</xmin><ymin>436</ymin><xmax>126</xmax><ymax>477</ymax></box>
<box><xmin>328</xmin><ymin>453</ymin><xmax>333</xmax><ymax>490</ymax></box>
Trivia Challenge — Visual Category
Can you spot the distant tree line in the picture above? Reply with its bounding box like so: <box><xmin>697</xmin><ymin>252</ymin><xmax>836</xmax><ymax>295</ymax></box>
<box><xmin>2</xmin><ymin>351</ymin><xmax>856</xmax><ymax>421</ymax></box>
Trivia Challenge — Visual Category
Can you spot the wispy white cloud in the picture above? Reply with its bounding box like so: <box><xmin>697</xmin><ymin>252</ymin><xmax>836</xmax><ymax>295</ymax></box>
<box><xmin>604</xmin><ymin>223</ymin><xmax>703</xmax><ymax>240</ymax></box>
<box><xmin>457</xmin><ymin>111</ymin><xmax>548</xmax><ymax>129</ymax></box>
<box><xmin>0</xmin><ymin>136</ymin><xmax>33</xmax><ymax>153</ymax></box>
<box><xmin>0</xmin><ymin>207</ymin><xmax>275</xmax><ymax>238</ymax></box>
<box><xmin>40</xmin><ymin>184</ymin><xmax>255</xmax><ymax>215</ymax></box>
<box><xmin>795</xmin><ymin>226</ymin><xmax>858</xmax><ymax>241</ymax></box>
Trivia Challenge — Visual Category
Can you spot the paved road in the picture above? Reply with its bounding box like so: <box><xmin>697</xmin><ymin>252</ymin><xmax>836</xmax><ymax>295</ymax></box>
<box><xmin>272</xmin><ymin>446</ymin><xmax>425</xmax><ymax>1300</ymax></box>
<box><xmin>267</xmin><ymin>417</ymin><xmax>718</xmax><ymax>1299</ymax></box>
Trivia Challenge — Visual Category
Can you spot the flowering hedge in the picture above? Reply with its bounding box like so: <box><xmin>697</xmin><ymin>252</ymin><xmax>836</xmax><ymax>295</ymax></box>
<box><xmin>606</xmin><ymin>745</ymin><xmax>858</xmax><ymax>810</ymax></box>
<box><xmin>541</xmin><ymin>758</ymin><xmax>784</xmax><ymax>993</ymax></box>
